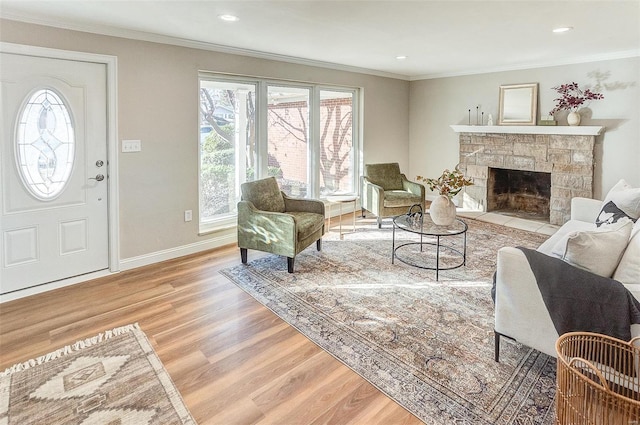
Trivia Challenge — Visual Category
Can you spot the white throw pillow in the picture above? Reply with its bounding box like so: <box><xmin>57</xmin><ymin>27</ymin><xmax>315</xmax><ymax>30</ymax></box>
<box><xmin>596</xmin><ymin>179</ymin><xmax>640</xmax><ymax>227</ymax></box>
<box><xmin>552</xmin><ymin>220</ymin><xmax>633</xmax><ymax>277</ymax></box>
<box><xmin>613</xmin><ymin>220</ymin><xmax>640</xmax><ymax>285</ymax></box>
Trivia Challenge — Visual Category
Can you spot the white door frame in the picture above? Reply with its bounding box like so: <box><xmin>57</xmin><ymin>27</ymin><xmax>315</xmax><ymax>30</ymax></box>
<box><xmin>0</xmin><ymin>42</ymin><xmax>120</xmax><ymax>302</ymax></box>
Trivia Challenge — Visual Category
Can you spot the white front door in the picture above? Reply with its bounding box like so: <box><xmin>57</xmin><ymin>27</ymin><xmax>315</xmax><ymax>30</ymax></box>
<box><xmin>1</xmin><ymin>52</ymin><xmax>109</xmax><ymax>294</ymax></box>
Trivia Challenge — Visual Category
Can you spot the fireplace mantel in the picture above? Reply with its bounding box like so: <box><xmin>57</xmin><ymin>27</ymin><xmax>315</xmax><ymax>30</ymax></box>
<box><xmin>450</xmin><ymin>125</ymin><xmax>604</xmax><ymax>136</ymax></box>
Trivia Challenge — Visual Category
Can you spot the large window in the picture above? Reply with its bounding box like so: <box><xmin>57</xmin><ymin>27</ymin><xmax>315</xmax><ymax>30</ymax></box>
<box><xmin>267</xmin><ymin>85</ymin><xmax>310</xmax><ymax>197</ymax></box>
<box><xmin>198</xmin><ymin>74</ymin><xmax>360</xmax><ymax>232</ymax></box>
<box><xmin>199</xmin><ymin>79</ymin><xmax>256</xmax><ymax>225</ymax></box>
<box><xmin>319</xmin><ymin>90</ymin><xmax>354</xmax><ymax>195</ymax></box>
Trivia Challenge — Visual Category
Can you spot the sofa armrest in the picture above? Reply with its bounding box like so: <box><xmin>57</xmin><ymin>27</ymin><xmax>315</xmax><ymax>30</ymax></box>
<box><xmin>400</xmin><ymin>174</ymin><xmax>426</xmax><ymax>199</ymax></box>
<box><xmin>282</xmin><ymin>192</ymin><xmax>325</xmax><ymax>215</ymax></box>
<box><xmin>495</xmin><ymin>247</ymin><xmax>559</xmax><ymax>357</ymax></box>
<box><xmin>571</xmin><ymin>197</ymin><xmax>603</xmax><ymax>222</ymax></box>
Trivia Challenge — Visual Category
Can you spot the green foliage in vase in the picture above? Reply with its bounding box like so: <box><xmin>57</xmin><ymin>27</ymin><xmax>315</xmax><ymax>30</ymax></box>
<box><xmin>416</xmin><ymin>167</ymin><xmax>473</xmax><ymax>199</ymax></box>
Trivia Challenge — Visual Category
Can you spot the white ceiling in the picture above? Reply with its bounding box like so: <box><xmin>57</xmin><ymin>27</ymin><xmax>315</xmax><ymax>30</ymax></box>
<box><xmin>1</xmin><ymin>1</ymin><xmax>639</xmax><ymax>80</ymax></box>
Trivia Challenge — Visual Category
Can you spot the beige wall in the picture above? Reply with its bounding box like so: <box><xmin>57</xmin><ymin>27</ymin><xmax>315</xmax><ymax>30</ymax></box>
<box><xmin>4</xmin><ymin>18</ymin><xmax>637</xmax><ymax>265</ymax></box>
<box><xmin>409</xmin><ymin>57</ymin><xmax>640</xmax><ymax>200</ymax></box>
<box><xmin>0</xmin><ymin>19</ymin><xmax>410</xmax><ymax>260</ymax></box>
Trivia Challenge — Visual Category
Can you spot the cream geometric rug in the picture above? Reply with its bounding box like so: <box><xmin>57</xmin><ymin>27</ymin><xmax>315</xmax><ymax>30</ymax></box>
<box><xmin>221</xmin><ymin>219</ymin><xmax>556</xmax><ymax>424</ymax></box>
<box><xmin>0</xmin><ymin>323</ymin><xmax>195</xmax><ymax>425</ymax></box>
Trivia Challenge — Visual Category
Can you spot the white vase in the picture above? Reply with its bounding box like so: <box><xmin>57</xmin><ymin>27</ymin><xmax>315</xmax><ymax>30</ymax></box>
<box><xmin>567</xmin><ymin>111</ymin><xmax>581</xmax><ymax>126</ymax></box>
<box><xmin>430</xmin><ymin>195</ymin><xmax>456</xmax><ymax>226</ymax></box>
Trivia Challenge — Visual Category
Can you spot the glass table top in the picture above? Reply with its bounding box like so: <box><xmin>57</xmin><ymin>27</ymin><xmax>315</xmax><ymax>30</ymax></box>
<box><xmin>393</xmin><ymin>213</ymin><xmax>467</xmax><ymax>236</ymax></box>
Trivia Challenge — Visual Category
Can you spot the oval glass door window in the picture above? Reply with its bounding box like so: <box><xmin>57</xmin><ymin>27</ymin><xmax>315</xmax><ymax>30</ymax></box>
<box><xmin>16</xmin><ymin>89</ymin><xmax>75</xmax><ymax>200</ymax></box>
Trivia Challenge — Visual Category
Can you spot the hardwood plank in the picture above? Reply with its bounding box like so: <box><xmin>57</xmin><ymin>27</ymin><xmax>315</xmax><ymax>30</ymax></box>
<box><xmin>307</xmin><ymin>380</ymin><xmax>384</xmax><ymax>425</ymax></box>
<box><xmin>199</xmin><ymin>397</ymin><xmax>264</xmax><ymax>425</ymax></box>
<box><xmin>250</xmin><ymin>350</ymin><xmax>345</xmax><ymax>412</ymax></box>
<box><xmin>257</xmin><ymin>362</ymin><xmax>366</xmax><ymax>424</ymax></box>
<box><xmin>0</xmin><ymin>244</ymin><xmax>419</xmax><ymax>424</ymax></box>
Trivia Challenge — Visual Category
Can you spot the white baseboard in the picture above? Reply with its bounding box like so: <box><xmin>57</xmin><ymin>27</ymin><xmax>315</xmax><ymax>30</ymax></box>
<box><xmin>1</xmin><ymin>233</ymin><xmax>237</xmax><ymax>303</ymax></box>
<box><xmin>0</xmin><ymin>269</ymin><xmax>113</xmax><ymax>303</ymax></box>
<box><xmin>119</xmin><ymin>233</ymin><xmax>237</xmax><ymax>270</ymax></box>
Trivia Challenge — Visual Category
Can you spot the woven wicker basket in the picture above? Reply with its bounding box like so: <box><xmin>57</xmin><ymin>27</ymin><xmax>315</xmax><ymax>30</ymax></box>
<box><xmin>555</xmin><ymin>332</ymin><xmax>640</xmax><ymax>425</ymax></box>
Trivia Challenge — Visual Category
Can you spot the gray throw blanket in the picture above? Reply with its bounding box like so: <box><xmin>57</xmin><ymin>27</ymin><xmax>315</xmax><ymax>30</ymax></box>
<box><xmin>518</xmin><ymin>247</ymin><xmax>640</xmax><ymax>342</ymax></box>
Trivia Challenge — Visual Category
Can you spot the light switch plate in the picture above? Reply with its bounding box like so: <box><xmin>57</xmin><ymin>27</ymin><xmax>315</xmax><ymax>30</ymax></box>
<box><xmin>122</xmin><ymin>139</ymin><xmax>141</xmax><ymax>152</ymax></box>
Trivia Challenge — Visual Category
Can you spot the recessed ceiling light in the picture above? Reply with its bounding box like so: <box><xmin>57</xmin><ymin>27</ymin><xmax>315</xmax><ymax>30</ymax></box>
<box><xmin>553</xmin><ymin>26</ymin><xmax>573</xmax><ymax>33</ymax></box>
<box><xmin>219</xmin><ymin>14</ymin><xmax>239</xmax><ymax>22</ymax></box>
<box><xmin>396</xmin><ymin>55</ymin><xmax>408</xmax><ymax>60</ymax></box>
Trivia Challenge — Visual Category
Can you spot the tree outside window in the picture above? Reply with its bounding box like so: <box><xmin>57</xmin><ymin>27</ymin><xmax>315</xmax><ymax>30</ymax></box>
<box><xmin>199</xmin><ymin>81</ymin><xmax>256</xmax><ymax>221</ymax></box>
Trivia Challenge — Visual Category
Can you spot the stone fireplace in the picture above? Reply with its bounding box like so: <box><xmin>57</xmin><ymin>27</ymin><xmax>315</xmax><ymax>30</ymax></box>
<box><xmin>452</xmin><ymin>125</ymin><xmax>603</xmax><ymax>225</ymax></box>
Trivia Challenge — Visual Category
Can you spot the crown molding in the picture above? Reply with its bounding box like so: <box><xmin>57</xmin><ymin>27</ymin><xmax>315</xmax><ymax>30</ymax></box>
<box><xmin>0</xmin><ymin>14</ymin><xmax>411</xmax><ymax>81</ymax></box>
<box><xmin>410</xmin><ymin>49</ymin><xmax>640</xmax><ymax>81</ymax></box>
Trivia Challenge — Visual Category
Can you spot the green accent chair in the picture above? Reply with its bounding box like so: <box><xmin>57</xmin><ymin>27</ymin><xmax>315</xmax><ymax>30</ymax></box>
<box><xmin>237</xmin><ymin>177</ymin><xmax>325</xmax><ymax>273</ymax></box>
<box><xmin>361</xmin><ymin>162</ymin><xmax>425</xmax><ymax>228</ymax></box>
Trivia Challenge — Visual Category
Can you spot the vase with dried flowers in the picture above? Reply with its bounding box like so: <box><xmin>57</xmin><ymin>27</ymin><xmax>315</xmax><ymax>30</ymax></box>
<box><xmin>416</xmin><ymin>167</ymin><xmax>473</xmax><ymax>225</ymax></box>
<box><xmin>549</xmin><ymin>82</ymin><xmax>604</xmax><ymax>126</ymax></box>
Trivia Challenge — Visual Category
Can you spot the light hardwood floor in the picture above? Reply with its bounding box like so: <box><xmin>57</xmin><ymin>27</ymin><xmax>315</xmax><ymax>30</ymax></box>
<box><xmin>0</xmin><ymin>241</ymin><xmax>422</xmax><ymax>424</ymax></box>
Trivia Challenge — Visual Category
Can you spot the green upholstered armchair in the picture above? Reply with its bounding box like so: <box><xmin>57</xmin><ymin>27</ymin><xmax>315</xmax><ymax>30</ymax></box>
<box><xmin>237</xmin><ymin>177</ymin><xmax>325</xmax><ymax>273</ymax></box>
<box><xmin>361</xmin><ymin>162</ymin><xmax>425</xmax><ymax>228</ymax></box>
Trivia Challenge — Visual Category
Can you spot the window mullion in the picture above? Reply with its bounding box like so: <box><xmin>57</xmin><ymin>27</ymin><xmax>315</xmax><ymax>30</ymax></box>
<box><xmin>310</xmin><ymin>86</ymin><xmax>321</xmax><ymax>199</ymax></box>
<box><xmin>256</xmin><ymin>81</ymin><xmax>269</xmax><ymax>179</ymax></box>
<box><xmin>353</xmin><ymin>88</ymin><xmax>362</xmax><ymax>197</ymax></box>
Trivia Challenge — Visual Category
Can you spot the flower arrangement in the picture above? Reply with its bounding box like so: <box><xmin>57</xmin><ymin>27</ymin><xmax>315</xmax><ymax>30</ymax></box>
<box><xmin>416</xmin><ymin>167</ymin><xmax>473</xmax><ymax>199</ymax></box>
<box><xmin>549</xmin><ymin>82</ymin><xmax>604</xmax><ymax>115</ymax></box>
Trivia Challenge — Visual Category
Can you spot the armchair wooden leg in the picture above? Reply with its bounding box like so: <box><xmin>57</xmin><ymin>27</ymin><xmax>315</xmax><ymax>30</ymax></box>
<box><xmin>287</xmin><ymin>257</ymin><xmax>295</xmax><ymax>273</ymax></box>
<box><xmin>240</xmin><ymin>248</ymin><xmax>248</xmax><ymax>264</ymax></box>
<box><xmin>316</xmin><ymin>239</ymin><xmax>322</xmax><ymax>251</ymax></box>
<box><xmin>377</xmin><ymin>216</ymin><xmax>382</xmax><ymax>229</ymax></box>
<box><xmin>361</xmin><ymin>208</ymin><xmax>366</xmax><ymax>218</ymax></box>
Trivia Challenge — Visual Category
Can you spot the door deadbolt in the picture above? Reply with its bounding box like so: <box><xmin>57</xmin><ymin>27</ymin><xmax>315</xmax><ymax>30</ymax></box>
<box><xmin>89</xmin><ymin>174</ymin><xmax>105</xmax><ymax>182</ymax></box>
<box><xmin>96</xmin><ymin>160</ymin><xmax>104</xmax><ymax>167</ymax></box>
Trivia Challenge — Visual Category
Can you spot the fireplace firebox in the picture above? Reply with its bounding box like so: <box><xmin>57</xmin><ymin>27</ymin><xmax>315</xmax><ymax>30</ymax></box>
<box><xmin>487</xmin><ymin>168</ymin><xmax>551</xmax><ymax>220</ymax></box>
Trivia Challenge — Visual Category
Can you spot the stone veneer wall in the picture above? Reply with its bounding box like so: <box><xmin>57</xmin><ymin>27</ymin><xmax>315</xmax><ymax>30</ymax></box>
<box><xmin>457</xmin><ymin>133</ymin><xmax>596</xmax><ymax>225</ymax></box>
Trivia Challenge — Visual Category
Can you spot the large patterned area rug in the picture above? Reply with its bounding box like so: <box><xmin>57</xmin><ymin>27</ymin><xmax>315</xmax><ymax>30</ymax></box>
<box><xmin>0</xmin><ymin>323</ymin><xmax>195</xmax><ymax>425</ymax></box>
<box><xmin>221</xmin><ymin>218</ymin><xmax>557</xmax><ymax>424</ymax></box>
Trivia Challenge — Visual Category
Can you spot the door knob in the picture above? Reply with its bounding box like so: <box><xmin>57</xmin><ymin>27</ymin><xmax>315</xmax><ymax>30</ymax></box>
<box><xmin>89</xmin><ymin>174</ymin><xmax>105</xmax><ymax>182</ymax></box>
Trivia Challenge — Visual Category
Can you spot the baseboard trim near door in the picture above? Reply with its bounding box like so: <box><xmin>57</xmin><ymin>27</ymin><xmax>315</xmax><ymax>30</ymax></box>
<box><xmin>0</xmin><ymin>269</ymin><xmax>113</xmax><ymax>303</ymax></box>
<box><xmin>119</xmin><ymin>233</ymin><xmax>237</xmax><ymax>271</ymax></box>
<box><xmin>0</xmin><ymin>233</ymin><xmax>237</xmax><ymax>303</ymax></box>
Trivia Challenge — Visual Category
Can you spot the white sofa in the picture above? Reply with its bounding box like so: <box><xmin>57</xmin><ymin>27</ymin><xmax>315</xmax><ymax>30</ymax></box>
<box><xmin>494</xmin><ymin>197</ymin><xmax>640</xmax><ymax>361</ymax></box>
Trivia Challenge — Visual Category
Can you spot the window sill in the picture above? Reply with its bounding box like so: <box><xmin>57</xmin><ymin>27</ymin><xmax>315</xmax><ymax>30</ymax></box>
<box><xmin>199</xmin><ymin>216</ymin><xmax>237</xmax><ymax>236</ymax></box>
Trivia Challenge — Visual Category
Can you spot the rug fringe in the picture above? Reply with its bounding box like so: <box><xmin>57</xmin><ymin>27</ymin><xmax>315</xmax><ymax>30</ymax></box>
<box><xmin>0</xmin><ymin>323</ymin><xmax>141</xmax><ymax>377</ymax></box>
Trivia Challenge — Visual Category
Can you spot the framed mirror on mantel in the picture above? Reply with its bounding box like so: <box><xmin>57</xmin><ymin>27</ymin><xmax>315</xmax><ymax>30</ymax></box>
<box><xmin>498</xmin><ymin>83</ymin><xmax>538</xmax><ymax>126</ymax></box>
